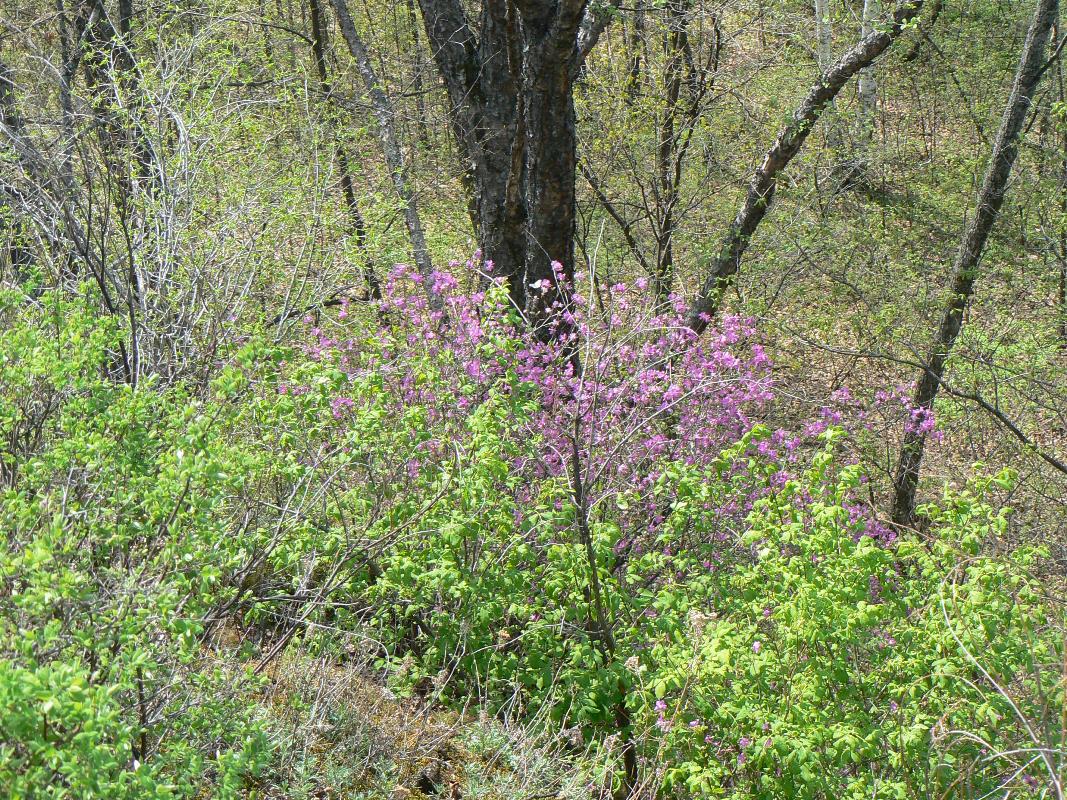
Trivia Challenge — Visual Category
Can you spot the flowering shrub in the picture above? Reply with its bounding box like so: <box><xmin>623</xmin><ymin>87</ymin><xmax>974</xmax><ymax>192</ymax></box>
<box><xmin>2</xmin><ymin>274</ymin><xmax>1059</xmax><ymax>799</ymax></box>
<box><xmin>282</xmin><ymin>260</ymin><xmax>1060</xmax><ymax>797</ymax></box>
<box><xmin>298</xmin><ymin>257</ymin><xmax>846</xmax><ymax>547</ymax></box>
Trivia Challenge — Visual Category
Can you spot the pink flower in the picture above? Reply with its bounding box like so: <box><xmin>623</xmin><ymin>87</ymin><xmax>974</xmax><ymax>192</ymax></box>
<box><xmin>331</xmin><ymin>397</ymin><xmax>355</xmax><ymax>418</ymax></box>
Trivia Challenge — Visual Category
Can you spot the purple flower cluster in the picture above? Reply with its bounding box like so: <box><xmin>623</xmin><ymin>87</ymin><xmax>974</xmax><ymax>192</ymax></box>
<box><xmin>875</xmin><ymin>386</ymin><xmax>940</xmax><ymax>438</ymax></box>
<box><xmin>289</xmin><ymin>255</ymin><xmax>896</xmax><ymax>569</ymax></box>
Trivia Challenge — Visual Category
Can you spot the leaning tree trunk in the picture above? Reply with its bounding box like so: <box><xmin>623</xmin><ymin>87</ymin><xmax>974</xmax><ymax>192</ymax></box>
<box><xmin>890</xmin><ymin>0</ymin><xmax>1059</xmax><ymax>527</ymax></box>
<box><xmin>307</xmin><ymin>0</ymin><xmax>381</xmax><ymax>302</ymax></box>
<box><xmin>685</xmin><ymin>0</ymin><xmax>925</xmax><ymax>335</ymax></box>
<box><xmin>330</xmin><ymin>0</ymin><xmax>439</xmax><ymax>309</ymax></box>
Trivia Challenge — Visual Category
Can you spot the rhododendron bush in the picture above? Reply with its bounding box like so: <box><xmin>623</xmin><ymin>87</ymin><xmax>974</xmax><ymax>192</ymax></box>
<box><xmin>1</xmin><ymin>276</ymin><xmax>1060</xmax><ymax>800</ymax></box>
<box><xmin>271</xmin><ymin>262</ymin><xmax>1060</xmax><ymax>798</ymax></box>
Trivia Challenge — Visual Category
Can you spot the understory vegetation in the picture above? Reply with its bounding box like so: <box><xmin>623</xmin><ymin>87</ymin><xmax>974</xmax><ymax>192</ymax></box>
<box><xmin>1</xmin><ymin>0</ymin><xmax>1066</xmax><ymax>798</ymax></box>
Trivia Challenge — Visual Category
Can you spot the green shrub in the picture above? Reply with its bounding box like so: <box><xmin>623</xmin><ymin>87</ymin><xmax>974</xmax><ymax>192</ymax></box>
<box><xmin>0</xmin><ymin>290</ymin><xmax>271</xmax><ymax>798</ymax></box>
<box><xmin>2</xmin><ymin>288</ymin><xmax>1060</xmax><ymax>799</ymax></box>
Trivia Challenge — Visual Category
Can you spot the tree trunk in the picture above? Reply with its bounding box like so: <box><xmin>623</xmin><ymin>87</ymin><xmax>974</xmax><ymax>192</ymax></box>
<box><xmin>519</xmin><ymin>1</ymin><xmax>584</xmax><ymax>334</ymax></box>
<box><xmin>814</xmin><ymin>0</ymin><xmax>843</xmax><ymax>150</ymax></box>
<box><xmin>0</xmin><ymin>40</ymin><xmax>135</xmax><ymax>383</ymax></box>
<box><xmin>815</xmin><ymin>0</ymin><xmax>834</xmax><ymax>70</ymax></box>
<box><xmin>403</xmin><ymin>0</ymin><xmax>431</xmax><ymax>148</ymax></box>
<box><xmin>0</xmin><ymin>60</ymin><xmax>36</xmax><ymax>285</ymax></box>
<box><xmin>307</xmin><ymin>0</ymin><xmax>381</xmax><ymax>302</ymax></box>
<box><xmin>417</xmin><ymin>0</ymin><xmax>527</xmax><ymax>311</ymax></box>
<box><xmin>650</xmin><ymin>0</ymin><xmax>711</xmax><ymax>308</ymax></box>
<box><xmin>82</xmin><ymin>0</ymin><xmax>151</xmax><ymax>383</ymax></box>
<box><xmin>653</xmin><ymin>0</ymin><xmax>686</xmax><ymax>306</ymax></box>
<box><xmin>79</xmin><ymin>0</ymin><xmax>155</xmax><ymax>193</ymax></box>
<box><xmin>890</xmin><ymin>0</ymin><xmax>1059</xmax><ymax>527</ymax></box>
<box><xmin>901</xmin><ymin>0</ymin><xmax>944</xmax><ymax>62</ymax></box>
<box><xmin>415</xmin><ymin>0</ymin><xmax>605</xmax><ymax>328</ymax></box>
<box><xmin>685</xmin><ymin>0</ymin><xmax>925</xmax><ymax>335</ymax></box>
<box><xmin>329</xmin><ymin>0</ymin><xmax>439</xmax><ymax>309</ymax></box>
<box><xmin>1056</xmin><ymin>18</ymin><xmax>1067</xmax><ymax>347</ymax></box>
<box><xmin>855</xmin><ymin>0</ymin><xmax>879</xmax><ymax>157</ymax></box>
<box><xmin>624</xmin><ymin>1</ymin><xmax>646</xmax><ymax>106</ymax></box>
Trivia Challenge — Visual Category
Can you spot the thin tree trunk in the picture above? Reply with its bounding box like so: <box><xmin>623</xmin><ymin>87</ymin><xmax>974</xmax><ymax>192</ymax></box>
<box><xmin>0</xmin><ymin>45</ymin><xmax>134</xmax><ymax>382</ymax></box>
<box><xmin>1056</xmin><ymin>18</ymin><xmax>1067</xmax><ymax>347</ymax></box>
<box><xmin>115</xmin><ymin>0</ymin><xmax>155</xmax><ymax>188</ymax></box>
<box><xmin>625</xmin><ymin>0</ymin><xmax>646</xmax><ymax>106</ymax></box>
<box><xmin>79</xmin><ymin>1</ymin><xmax>155</xmax><ymax>192</ymax></box>
<box><xmin>685</xmin><ymin>0</ymin><xmax>924</xmax><ymax>334</ymax></box>
<box><xmin>307</xmin><ymin>0</ymin><xmax>381</xmax><ymax>301</ymax></box>
<box><xmin>404</xmin><ymin>0</ymin><xmax>431</xmax><ymax>148</ymax></box>
<box><xmin>815</xmin><ymin>0</ymin><xmax>843</xmax><ymax>150</ymax></box>
<box><xmin>651</xmin><ymin>0</ymin><xmax>711</xmax><ymax>309</ymax></box>
<box><xmin>0</xmin><ymin>61</ymin><xmax>36</xmax><ymax>285</ymax></box>
<box><xmin>654</xmin><ymin>0</ymin><xmax>687</xmax><ymax>306</ymax></box>
<box><xmin>79</xmin><ymin>0</ymin><xmax>146</xmax><ymax>382</ymax></box>
<box><xmin>839</xmin><ymin>0</ymin><xmax>881</xmax><ymax>187</ymax></box>
<box><xmin>54</xmin><ymin>0</ymin><xmax>89</xmax><ymax>284</ymax></box>
<box><xmin>329</xmin><ymin>0</ymin><xmax>439</xmax><ymax>309</ymax></box>
<box><xmin>815</xmin><ymin>0</ymin><xmax>833</xmax><ymax>69</ymax></box>
<box><xmin>891</xmin><ymin>0</ymin><xmax>1059</xmax><ymax>527</ymax></box>
<box><xmin>855</xmin><ymin>0</ymin><xmax>879</xmax><ymax>158</ymax></box>
<box><xmin>1061</xmin><ymin>160</ymin><xmax>1067</xmax><ymax>344</ymax></box>
<box><xmin>56</xmin><ymin>0</ymin><xmax>83</xmax><ymax>197</ymax></box>
<box><xmin>901</xmin><ymin>0</ymin><xmax>944</xmax><ymax>62</ymax></box>
<box><xmin>567</xmin><ymin>433</ymin><xmax>636</xmax><ymax>798</ymax></box>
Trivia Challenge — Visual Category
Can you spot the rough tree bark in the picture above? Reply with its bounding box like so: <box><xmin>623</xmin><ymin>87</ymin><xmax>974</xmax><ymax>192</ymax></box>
<box><xmin>330</xmin><ymin>0</ymin><xmax>438</xmax><ymax>309</ymax></box>
<box><xmin>685</xmin><ymin>0</ymin><xmax>924</xmax><ymax>335</ymax></box>
<box><xmin>890</xmin><ymin>0</ymin><xmax>1059</xmax><ymax>527</ymax></box>
<box><xmin>415</xmin><ymin>0</ymin><xmax>617</xmax><ymax>332</ymax></box>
